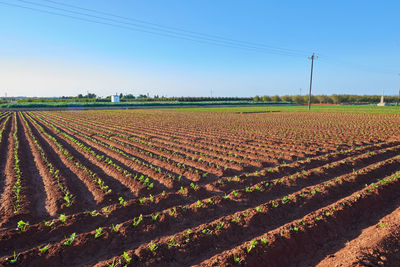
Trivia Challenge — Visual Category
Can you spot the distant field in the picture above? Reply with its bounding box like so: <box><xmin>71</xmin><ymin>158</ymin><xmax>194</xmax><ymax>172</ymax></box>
<box><xmin>0</xmin><ymin>100</ymin><xmax>289</xmax><ymax>110</ymax></box>
<box><xmin>2</xmin><ymin>101</ymin><xmax>399</xmax><ymax>114</ymax></box>
<box><xmin>1</xmin><ymin>109</ymin><xmax>400</xmax><ymax>266</ymax></box>
<box><xmin>167</xmin><ymin>104</ymin><xmax>400</xmax><ymax>114</ymax></box>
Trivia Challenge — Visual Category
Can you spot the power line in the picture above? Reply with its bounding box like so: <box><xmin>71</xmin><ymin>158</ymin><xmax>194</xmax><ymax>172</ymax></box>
<box><xmin>41</xmin><ymin>0</ymin><xmax>310</xmax><ymax>56</ymax></box>
<box><xmin>1</xmin><ymin>0</ymin><xmax>396</xmax><ymax>77</ymax></box>
<box><xmin>0</xmin><ymin>0</ymin><xmax>309</xmax><ymax>57</ymax></box>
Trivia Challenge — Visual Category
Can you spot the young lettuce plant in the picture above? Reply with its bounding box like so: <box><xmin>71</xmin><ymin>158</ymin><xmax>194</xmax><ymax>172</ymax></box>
<box><xmin>94</xmin><ymin>227</ymin><xmax>104</xmax><ymax>239</ymax></box>
<box><xmin>59</xmin><ymin>214</ymin><xmax>67</xmax><ymax>223</ymax></box>
<box><xmin>132</xmin><ymin>214</ymin><xmax>143</xmax><ymax>227</ymax></box>
<box><xmin>112</xmin><ymin>224</ymin><xmax>120</xmax><ymax>233</ymax></box>
<box><xmin>149</xmin><ymin>243</ymin><xmax>158</xmax><ymax>253</ymax></box>
<box><xmin>63</xmin><ymin>233</ymin><xmax>76</xmax><ymax>246</ymax></box>
<box><xmin>16</xmin><ymin>220</ymin><xmax>29</xmax><ymax>232</ymax></box>
<box><xmin>118</xmin><ymin>197</ymin><xmax>127</xmax><ymax>207</ymax></box>
<box><xmin>123</xmin><ymin>251</ymin><xmax>132</xmax><ymax>264</ymax></box>
<box><xmin>6</xmin><ymin>251</ymin><xmax>19</xmax><ymax>264</ymax></box>
<box><xmin>38</xmin><ymin>244</ymin><xmax>49</xmax><ymax>254</ymax></box>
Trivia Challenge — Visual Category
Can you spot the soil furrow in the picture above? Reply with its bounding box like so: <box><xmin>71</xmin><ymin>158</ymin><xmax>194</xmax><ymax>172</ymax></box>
<box><xmin>0</xmin><ymin>142</ymin><xmax>396</xmax><ymax>255</ymax></box>
<box><xmin>198</xmin><ymin>171</ymin><xmax>400</xmax><ymax>267</ymax></box>
<box><xmin>29</xmin><ymin>114</ymin><xmax>138</xmax><ymax>199</ymax></box>
<box><xmin>2</xmin><ymin>154</ymin><xmax>399</xmax><ymax>265</ymax></box>
<box><xmin>15</xmin><ymin>113</ymin><xmax>49</xmax><ymax>223</ymax></box>
<box><xmin>40</xmin><ymin>114</ymin><xmax>192</xmax><ymax>190</ymax></box>
<box><xmin>24</xmin><ymin>113</ymin><xmax>110</xmax><ymax>205</ymax></box>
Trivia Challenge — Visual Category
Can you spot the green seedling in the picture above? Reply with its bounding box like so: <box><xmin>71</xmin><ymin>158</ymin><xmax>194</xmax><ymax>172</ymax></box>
<box><xmin>201</xmin><ymin>228</ymin><xmax>213</xmax><ymax>235</ymax></box>
<box><xmin>123</xmin><ymin>251</ymin><xmax>132</xmax><ymax>263</ymax></box>
<box><xmin>17</xmin><ymin>220</ymin><xmax>29</xmax><ymax>232</ymax></box>
<box><xmin>63</xmin><ymin>233</ymin><xmax>76</xmax><ymax>246</ymax></box>
<box><xmin>94</xmin><ymin>227</ymin><xmax>104</xmax><ymax>239</ymax></box>
<box><xmin>231</xmin><ymin>218</ymin><xmax>240</xmax><ymax>223</ymax></box>
<box><xmin>260</xmin><ymin>237</ymin><xmax>268</xmax><ymax>244</ymax></box>
<box><xmin>132</xmin><ymin>214</ymin><xmax>143</xmax><ymax>227</ymax></box>
<box><xmin>6</xmin><ymin>251</ymin><xmax>19</xmax><ymax>264</ymax></box>
<box><xmin>167</xmin><ymin>237</ymin><xmax>180</xmax><ymax>248</ymax></box>
<box><xmin>233</xmin><ymin>254</ymin><xmax>242</xmax><ymax>264</ymax></box>
<box><xmin>139</xmin><ymin>197</ymin><xmax>146</xmax><ymax>205</ymax></box>
<box><xmin>149</xmin><ymin>243</ymin><xmax>158</xmax><ymax>252</ymax></box>
<box><xmin>90</xmin><ymin>210</ymin><xmax>100</xmax><ymax>217</ymax></box>
<box><xmin>152</xmin><ymin>213</ymin><xmax>161</xmax><ymax>222</ymax></box>
<box><xmin>184</xmin><ymin>228</ymin><xmax>192</xmax><ymax>243</ymax></box>
<box><xmin>118</xmin><ymin>197</ymin><xmax>127</xmax><ymax>207</ymax></box>
<box><xmin>168</xmin><ymin>207</ymin><xmax>176</xmax><ymax>216</ymax></box>
<box><xmin>102</xmin><ymin>207</ymin><xmax>111</xmax><ymax>216</ymax></box>
<box><xmin>59</xmin><ymin>214</ymin><xmax>67</xmax><ymax>223</ymax></box>
<box><xmin>281</xmin><ymin>195</ymin><xmax>293</xmax><ymax>204</ymax></box>
<box><xmin>63</xmin><ymin>194</ymin><xmax>73</xmax><ymax>207</ymax></box>
<box><xmin>112</xmin><ymin>224</ymin><xmax>120</xmax><ymax>233</ymax></box>
<box><xmin>245</xmin><ymin>187</ymin><xmax>253</xmax><ymax>193</ymax></box>
<box><xmin>44</xmin><ymin>220</ymin><xmax>54</xmax><ymax>227</ymax></box>
<box><xmin>271</xmin><ymin>201</ymin><xmax>279</xmax><ymax>208</ymax></box>
<box><xmin>196</xmin><ymin>200</ymin><xmax>204</xmax><ymax>208</ymax></box>
<box><xmin>231</xmin><ymin>190</ymin><xmax>238</xmax><ymax>197</ymax></box>
<box><xmin>247</xmin><ymin>240</ymin><xmax>258</xmax><ymax>253</ymax></box>
<box><xmin>38</xmin><ymin>244</ymin><xmax>49</xmax><ymax>254</ymax></box>
<box><xmin>190</xmin><ymin>182</ymin><xmax>199</xmax><ymax>191</ymax></box>
<box><xmin>215</xmin><ymin>222</ymin><xmax>225</xmax><ymax>230</ymax></box>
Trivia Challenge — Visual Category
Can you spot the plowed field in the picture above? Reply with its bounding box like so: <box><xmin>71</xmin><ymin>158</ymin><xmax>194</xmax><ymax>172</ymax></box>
<box><xmin>1</xmin><ymin>109</ymin><xmax>400</xmax><ymax>266</ymax></box>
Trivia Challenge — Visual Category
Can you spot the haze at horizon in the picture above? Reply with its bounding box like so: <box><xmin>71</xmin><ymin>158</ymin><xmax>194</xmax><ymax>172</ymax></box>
<box><xmin>1</xmin><ymin>0</ymin><xmax>399</xmax><ymax>98</ymax></box>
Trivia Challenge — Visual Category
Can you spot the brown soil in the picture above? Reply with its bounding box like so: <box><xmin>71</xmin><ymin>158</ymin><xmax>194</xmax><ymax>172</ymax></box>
<box><xmin>0</xmin><ymin>110</ymin><xmax>400</xmax><ymax>267</ymax></box>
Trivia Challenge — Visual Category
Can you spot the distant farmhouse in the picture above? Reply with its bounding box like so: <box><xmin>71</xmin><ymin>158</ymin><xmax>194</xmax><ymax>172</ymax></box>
<box><xmin>111</xmin><ymin>95</ymin><xmax>120</xmax><ymax>103</ymax></box>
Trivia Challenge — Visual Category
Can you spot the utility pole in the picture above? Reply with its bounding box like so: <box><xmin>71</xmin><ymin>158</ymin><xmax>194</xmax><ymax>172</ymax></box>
<box><xmin>398</xmin><ymin>74</ymin><xmax>400</xmax><ymax>106</ymax></box>
<box><xmin>308</xmin><ymin>53</ymin><xmax>317</xmax><ymax>110</ymax></box>
<box><xmin>398</xmin><ymin>88</ymin><xmax>400</xmax><ymax>106</ymax></box>
<box><xmin>211</xmin><ymin>89</ymin><xmax>213</xmax><ymax>98</ymax></box>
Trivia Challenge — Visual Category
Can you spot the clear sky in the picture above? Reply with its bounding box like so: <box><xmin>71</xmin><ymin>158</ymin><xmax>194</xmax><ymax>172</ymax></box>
<box><xmin>1</xmin><ymin>0</ymin><xmax>399</xmax><ymax>97</ymax></box>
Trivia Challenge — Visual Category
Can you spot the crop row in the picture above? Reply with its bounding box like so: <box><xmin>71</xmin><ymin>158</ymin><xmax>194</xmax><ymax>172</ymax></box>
<box><xmin>0</xmin><ymin>137</ymin><xmax>396</xmax><ymax>256</ymax></box>
<box><xmin>107</xmin><ymin>163</ymin><xmax>400</xmax><ymax>266</ymax></box>
<box><xmin>11</xmin><ymin>114</ymin><xmax>23</xmax><ymax>214</ymax></box>
<box><xmin>42</xmin><ymin>112</ymin><xmax>300</xmax><ymax>165</ymax></box>
<box><xmin>20</xmin><ymin>113</ymin><xmax>74</xmax><ymax>210</ymax></box>
<box><xmin>23</xmin><ymin>113</ymin><xmax>117</xmax><ymax>201</ymax></box>
<box><xmin>204</xmin><ymin>170</ymin><xmax>400</xmax><ymax>266</ymax></box>
<box><xmin>35</xmin><ymin>113</ymin><xmax>203</xmax><ymax>187</ymax></box>
<box><xmin>2</xmin><ymin>149</ymin><xmax>399</xmax><ymax>265</ymax></box>
<box><xmin>0</xmin><ymin>114</ymin><xmax>11</xmax><ymax>145</ymax></box>
<box><xmin>44</xmin><ymin>112</ymin><xmax>253</xmax><ymax>169</ymax></box>
<box><xmin>29</xmin><ymin>113</ymin><xmax>165</xmax><ymax>195</ymax></box>
<box><xmin>39</xmin><ymin>113</ymin><xmax>235</xmax><ymax>176</ymax></box>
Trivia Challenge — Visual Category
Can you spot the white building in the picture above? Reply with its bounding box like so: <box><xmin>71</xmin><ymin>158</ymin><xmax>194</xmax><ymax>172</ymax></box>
<box><xmin>111</xmin><ymin>95</ymin><xmax>120</xmax><ymax>103</ymax></box>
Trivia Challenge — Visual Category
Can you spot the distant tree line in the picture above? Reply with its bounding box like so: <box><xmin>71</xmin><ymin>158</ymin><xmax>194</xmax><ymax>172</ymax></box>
<box><xmin>253</xmin><ymin>94</ymin><xmax>399</xmax><ymax>104</ymax></box>
<box><xmin>13</xmin><ymin>92</ymin><xmax>399</xmax><ymax>104</ymax></box>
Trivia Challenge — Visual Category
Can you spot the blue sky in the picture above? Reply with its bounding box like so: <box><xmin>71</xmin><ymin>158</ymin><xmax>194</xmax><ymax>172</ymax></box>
<box><xmin>1</xmin><ymin>0</ymin><xmax>399</xmax><ymax>97</ymax></box>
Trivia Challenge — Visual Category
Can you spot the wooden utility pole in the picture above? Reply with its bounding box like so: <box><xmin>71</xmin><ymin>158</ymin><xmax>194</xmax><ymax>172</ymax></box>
<box><xmin>308</xmin><ymin>53</ymin><xmax>317</xmax><ymax>110</ymax></box>
<box><xmin>397</xmin><ymin>88</ymin><xmax>400</xmax><ymax>106</ymax></box>
<box><xmin>398</xmin><ymin>74</ymin><xmax>400</xmax><ymax>106</ymax></box>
